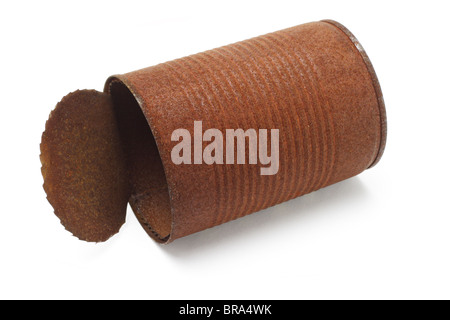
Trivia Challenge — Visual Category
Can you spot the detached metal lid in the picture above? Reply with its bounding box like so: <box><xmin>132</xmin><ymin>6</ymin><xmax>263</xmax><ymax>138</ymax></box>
<box><xmin>40</xmin><ymin>90</ymin><xmax>130</xmax><ymax>242</ymax></box>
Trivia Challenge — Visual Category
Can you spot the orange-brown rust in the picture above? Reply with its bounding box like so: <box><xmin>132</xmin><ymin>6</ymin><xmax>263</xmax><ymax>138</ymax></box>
<box><xmin>40</xmin><ymin>90</ymin><xmax>129</xmax><ymax>242</ymax></box>
<box><xmin>41</xmin><ymin>20</ymin><xmax>386</xmax><ymax>243</ymax></box>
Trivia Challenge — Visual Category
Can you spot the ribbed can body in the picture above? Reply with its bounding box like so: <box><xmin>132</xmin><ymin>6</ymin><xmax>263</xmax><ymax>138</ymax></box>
<box><xmin>106</xmin><ymin>20</ymin><xmax>386</xmax><ymax>242</ymax></box>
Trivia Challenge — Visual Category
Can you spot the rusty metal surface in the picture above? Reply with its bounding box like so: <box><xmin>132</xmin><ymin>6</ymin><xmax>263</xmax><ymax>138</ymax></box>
<box><xmin>104</xmin><ymin>20</ymin><xmax>387</xmax><ymax>243</ymax></box>
<box><xmin>40</xmin><ymin>90</ymin><xmax>129</xmax><ymax>242</ymax></box>
<box><xmin>41</xmin><ymin>20</ymin><xmax>387</xmax><ymax>243</ymax></box>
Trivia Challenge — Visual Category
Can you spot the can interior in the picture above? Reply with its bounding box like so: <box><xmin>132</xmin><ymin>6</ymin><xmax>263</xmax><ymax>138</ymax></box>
<box><xmin>108</xmin><ymin>80</ymin><xmax>172</xmax><ymax>243</ymax></box>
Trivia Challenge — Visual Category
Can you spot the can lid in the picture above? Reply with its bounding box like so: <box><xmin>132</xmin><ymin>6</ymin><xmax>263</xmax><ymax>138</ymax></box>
<box><xmin>40</xmin><ymin>90</ymin><xmax>130</xmax><ymax>242</ymax></box>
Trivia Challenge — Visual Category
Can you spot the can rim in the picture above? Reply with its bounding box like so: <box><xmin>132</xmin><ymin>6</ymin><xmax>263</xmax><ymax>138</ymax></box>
<box><xmin>321</xmin><ymin>19</ymin><xmax>387</xmax><ymax>168</ymax></box>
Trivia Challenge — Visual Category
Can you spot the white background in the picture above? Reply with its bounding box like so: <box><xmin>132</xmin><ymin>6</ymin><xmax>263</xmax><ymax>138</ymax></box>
<box><xmin>1</xmin><ymin>0</ymin><xmax>449</xmax><ymax>300</ymax></box>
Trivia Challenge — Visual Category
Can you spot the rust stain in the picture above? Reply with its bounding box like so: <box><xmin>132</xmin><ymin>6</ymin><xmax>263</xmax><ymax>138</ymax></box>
<box><xmin>40</xmin><ymin>20</ymin><xmax>387</xmax><ymax>243</ymax></box>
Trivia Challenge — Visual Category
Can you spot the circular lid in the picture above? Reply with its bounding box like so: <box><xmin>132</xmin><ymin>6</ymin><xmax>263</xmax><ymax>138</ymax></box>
<box><xmin>40</xmin><ymin>90</ymin><xmax>130</xmax><ymax>242</ymax></box>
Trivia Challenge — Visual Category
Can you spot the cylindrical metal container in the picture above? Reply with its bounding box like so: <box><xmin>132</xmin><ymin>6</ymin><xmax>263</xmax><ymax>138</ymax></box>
<box><xmin>101</xmin><ymin>20</ymin><xmax>386</xmax><ymax>243</ymax></box>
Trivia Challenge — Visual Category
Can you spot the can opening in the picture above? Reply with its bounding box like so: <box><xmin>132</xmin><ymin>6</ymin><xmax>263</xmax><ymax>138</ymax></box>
<box><xmin>108</xmin><ymin>80</ymin><xmax>172</xmax><ymax>243</ymax></box>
